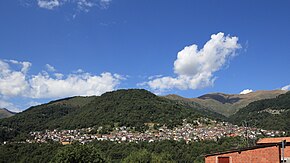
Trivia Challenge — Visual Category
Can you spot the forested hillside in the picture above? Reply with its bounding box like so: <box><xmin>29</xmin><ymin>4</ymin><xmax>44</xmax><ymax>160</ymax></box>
<box><xmin>0</xmin><ymin>89</ymin><xmax>225</xmax><ymax>142</ymax></box>
<box><xmin>229</xmin><ymin>91</ymin><xmax>290</xmax><ymax>131</ymax></box>
<box><xmin>0</xmin><ymin>137</ymin><xmax>246</xmax><ymax>163</ymax></box>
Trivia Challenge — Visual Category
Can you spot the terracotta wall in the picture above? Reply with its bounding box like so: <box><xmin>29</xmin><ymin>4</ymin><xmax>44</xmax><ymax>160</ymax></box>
<box><xmin>284</xmin><ymin>146</ymin><xmax>290</xmax><ymax>157</ymax></box>
<box><xmin>205</xmin><ymin>146</ymin><xmax>280</xmax><ymax>163</ymax></box>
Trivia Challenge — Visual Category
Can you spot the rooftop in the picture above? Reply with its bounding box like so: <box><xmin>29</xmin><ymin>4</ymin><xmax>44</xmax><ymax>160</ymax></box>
<box><xmin>257</xmin><ymin>137</ymin><xmax>290</xmax><ymax>144</ymax></box>
<box><xmin>205</xmin><ymin>144</ymin><xmax>278</xmax><ymax>157</ymax></box>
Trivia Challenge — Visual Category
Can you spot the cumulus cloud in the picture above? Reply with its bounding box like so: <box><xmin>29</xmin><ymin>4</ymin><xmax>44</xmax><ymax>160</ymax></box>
<box><xmin>28</xmin><ymin>72</ymin><xmax>122</xmax><ymax>98</ymax></box>
<box><xmin>0</xmin><ymin>60</ymin><xmax>30</xmax><ymax>97</ymax></box>
<box><xmin>240</xmin><ymin>89</ymin><xmax>253</xmax><ymax>95</ymax></box>
<box><xmin>37</xmin><ymin>0</ymin><xmax>61</xmax><ymax>10</ymax></box>
<box><xmin>0</xmin><ymin>59</ymin><xmax>124</xmax><ymax>99</ymax></box>
<box><xmin>281</xmin><ymin>84</ymin><xmax>290</xmax><ymax>91</ymax></box>
<box><xmin>144</xmin><ymin>32</ymin><xmax>241</xmax><ymax>92</ymax></box>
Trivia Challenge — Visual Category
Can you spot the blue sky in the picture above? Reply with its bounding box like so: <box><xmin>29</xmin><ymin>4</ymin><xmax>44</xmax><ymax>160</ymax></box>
<box><xmin>0</xmin><ymin>0</ymin><xmax>290</xmax><ymax>112</ymax></box>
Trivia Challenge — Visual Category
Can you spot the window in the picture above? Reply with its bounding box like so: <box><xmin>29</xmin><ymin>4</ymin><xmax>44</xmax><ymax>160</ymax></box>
<box><xmin>281</xmin><ymin>157</ymin><xmax>290</xmax><ymax>163</ymax></box>
<box><xmin>218</xmin><ymin>156</ymin><xmax>230</xmax><ymax>163</ymax></box>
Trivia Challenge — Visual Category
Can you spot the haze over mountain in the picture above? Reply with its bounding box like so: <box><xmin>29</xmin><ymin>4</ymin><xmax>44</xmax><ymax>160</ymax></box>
<box><xmin>0</xmin><ymin>108</ymin><xmax>15</xmax><ymax>119</ymax></box>
<box><xmin>165</xmin><ymin>90</ymin><xmax>287</xmax><ymax>117</ymax></box>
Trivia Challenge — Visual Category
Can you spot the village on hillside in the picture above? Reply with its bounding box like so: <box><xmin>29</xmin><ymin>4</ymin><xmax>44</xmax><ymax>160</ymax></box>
<box><xmin>28</xmin><ymin>118</ymin><xmax>285</xmax><ymax>145</ymax></box>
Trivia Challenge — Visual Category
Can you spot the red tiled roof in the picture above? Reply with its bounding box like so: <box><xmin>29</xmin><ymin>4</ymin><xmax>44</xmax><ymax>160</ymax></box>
<box><xmin>257</xmin><ymin>137</ymin><xmax>290</xmax><ymax>144</ymax></box>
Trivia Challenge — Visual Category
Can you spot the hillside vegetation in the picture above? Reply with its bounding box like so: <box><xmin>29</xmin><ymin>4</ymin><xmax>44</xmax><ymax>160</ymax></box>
<box><xmin>0</xmin><ymin>89</ymin><xmax>225</xmax><ymax>142</ymax></box>
<box><xmin>0</xmin><ymin>137</ymin><xmax>246</xmax><ymax>163</ymax></box>
<box><xmin>229</xmin><ymin>91</ymin><xmax>290</xmax><ymax>131</ymax></box>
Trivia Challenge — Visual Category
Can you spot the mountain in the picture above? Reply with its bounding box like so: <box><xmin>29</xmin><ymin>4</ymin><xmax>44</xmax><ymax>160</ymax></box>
<box><xmin>165</xmin><ymin>90</ymin><xmax>287</xmax><ymax>117</ymax></box>
<box><xmin>229</xmin><ymin>91</ymin><xmax>290</xmax><ymax>131</ymax></box>
<box><xmin>0</xmin><ymin>108</ymin><xmax>16</xmax><ymax>119</ymax></box>
<box><xmin>0</xmin><ymin>89</ymin><xmax>225</xmax><ymax>142</ymax></box>
<box><xmin>0</xmin><ymin>96</ymin><xmax>97</xmax><ymax>132</ymax></box>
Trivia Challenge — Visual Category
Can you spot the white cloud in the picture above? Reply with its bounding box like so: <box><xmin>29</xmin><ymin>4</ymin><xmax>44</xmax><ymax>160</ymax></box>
<box><xmin>240</xmin><ymin>89</ymin><xmax>253</xmax><ymax>95</ymax></box>
<box><xmin>54</xmin><ymin>73</ymin><xmax>64</xmax><ymax>79</ymax></box>
<box><xmin>74</xmin><ymin>69</ymin><xmax>84</xmax><ymax>73</ymax></box>
<box><xmin>144</xmin><ymin>32</ymin><xmax>241</xmax><ymax>92</ymax></box>
<box><xmin>0</xmin><ymin>59</ymin><xmax>124</xmax><ymax>99</ymax></box>
<box><xmin>7</xmin><ymin>59</ymin><xmax>32</xmax><ymax>73</ymax></box>
<box><xmin>0</xmin><ymin>60</ymin><xmax>30</xmax><ymax>97</ymax></box>
<box><xmin>36</xmin><ymin>0</ymin><xmax>112</xmax><ymax>12</ymax></box>
<box><xmin>281</xmin><ymin>84</ymin><xmax>290</xmax><ymax>91</ymax></box>
<box><xmin>148</xmin><ymin>75</ymin><xmax>163</xmax><ymax>80</ymax></box>
<box><xmin>99</xmin><ymin>0</ymin><xmax>111</xmax><ymax>9</ymax></box>
<box><xmin>37</xmin><ymin>0</ymin><xmax>61</xmax><ymax>10</ymax></box>
<box><xmin>28</xmin><ymin>72</ymin><xmax>123</xmax><ymax>98</ymax></box>
<box><xmin>77</xmin><ymin>0</ymin><xmax>96</xmax><ymax>12</ymax></box>
<box><xmin>0</xmin><ymin>98</ymin><xmax>21</xmax><ymax>113</ymax></box>
<box><xmin>27</xmin><ymin>101</ymin><xmax>42</xmax><ymax>107</ymax></box>
<box><xmin>45</xmin><ymin>64</ymin><xmax>56</xmax><ymax>72</ymax></box>
<box><xmin>100</xmin><ymin>0</ymin><xmax>111</xmax><ymax>3</ymax></box>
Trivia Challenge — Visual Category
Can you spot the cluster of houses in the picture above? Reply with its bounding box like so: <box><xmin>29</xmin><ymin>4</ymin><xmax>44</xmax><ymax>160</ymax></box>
<box><xmin>28</xmin><ymin>118</ymin><xmax>285</xmax><ymax>145</ymax></box>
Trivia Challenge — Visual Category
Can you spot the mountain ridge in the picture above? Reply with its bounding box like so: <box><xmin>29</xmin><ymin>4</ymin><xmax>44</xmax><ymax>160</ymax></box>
<box><xmin>0</xmin><ymin>108</ymin><xmax>16</xmax><ymax>119</ymax></box>
<box><xmin>229</xmin><ymin>91</ymin><xmax>290</xmax><ymax>131</ymax></box>
<box><xmin>164</xmin><ymin>90</ymin><xmax>287</xmax><ymax>117</ymax></box>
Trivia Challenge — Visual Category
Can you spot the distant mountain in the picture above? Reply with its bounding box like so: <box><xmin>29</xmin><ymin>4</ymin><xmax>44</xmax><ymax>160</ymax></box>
<box><xmin>229</xmin><ymin>91</ymin><xmax>290</xmax><ymax>131</ymax></box>
<box><xmin>0</xmin><ymin>89</ymin><xmax>225</xmax><ymax>142</ymax></box>
<box><xmin>0</xmin><ymin>108</ymin><xmax>16</xmax><ymax>119</ymax></box>
<box><xmin>165</xmin><ymin>90</ymin><xmax>287</xmax><ymax>117</ymax></box>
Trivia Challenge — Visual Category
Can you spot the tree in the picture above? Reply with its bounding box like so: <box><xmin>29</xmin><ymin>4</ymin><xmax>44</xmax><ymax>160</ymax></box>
<box><xmin>50</xmin><ymin>144</ymin><xmax>105</xmax><ymax>163</ymax></box>
<box><xmin>122</xmin><ymin>149</ymin><xmax>174</xmax><ymax>163</ymax></box>
<box><xmin>122</xmin><ymin>149</ymin><xmax>151</xmax><ymax>163</ymax></box>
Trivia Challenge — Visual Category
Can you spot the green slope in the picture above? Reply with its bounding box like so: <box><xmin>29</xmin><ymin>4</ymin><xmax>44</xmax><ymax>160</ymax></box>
<box><xmin>0</xmin><ymin>89</ymin><xmax>225</xmax><ymax>142</ymax></box>
<box><xmin>229</xmin><ymin>91</ymin><xmax>290</xmax><ymax>131</ymax></box>
<box><xmin>0</xmin><ymin>96</ymin><xmax>96</xmax><ymax>131</ymax></box>
<box><xmin>0</xmin><ymin>96</ymin><xmax>96</xmax><ymax>142</ymax></box>
<box><xmin>48</xmin><ymin>89</ymin><xmax>226</xmax><ymax>130</ymax></box>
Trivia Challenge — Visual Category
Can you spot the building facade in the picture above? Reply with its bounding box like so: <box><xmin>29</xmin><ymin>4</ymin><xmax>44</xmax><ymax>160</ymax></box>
<box><xmin>205</xmin><ymin>137</ymin><xmax>290</xmax><ymax>163</ymax></box>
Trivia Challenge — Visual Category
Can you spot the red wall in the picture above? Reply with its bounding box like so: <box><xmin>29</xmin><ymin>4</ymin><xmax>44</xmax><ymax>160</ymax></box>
<box><xmin>284</xmin><ymin>146</ymin><xmax>290</xmax><ymax>157</ymax></box>
<box><xmin>205</xmin><ymin>146</ymin><xmax>280</xmax><ymax>163</ymax></box>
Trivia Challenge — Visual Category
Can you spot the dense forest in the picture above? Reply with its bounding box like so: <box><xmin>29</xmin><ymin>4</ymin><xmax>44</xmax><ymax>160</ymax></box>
<box><xmin>0</xmin><ymin>89</ymin><xmax>225</xmax><ymax>142</ymax></box>
<box><xmin>229</xmin><ymin>91</ymin><xmax>290</xmax><ymax>131</ymax></box>
<box><xmin>0</xmin><ymin>137</ymin><xmax>247</xmax><ymax>163</ymax></box>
